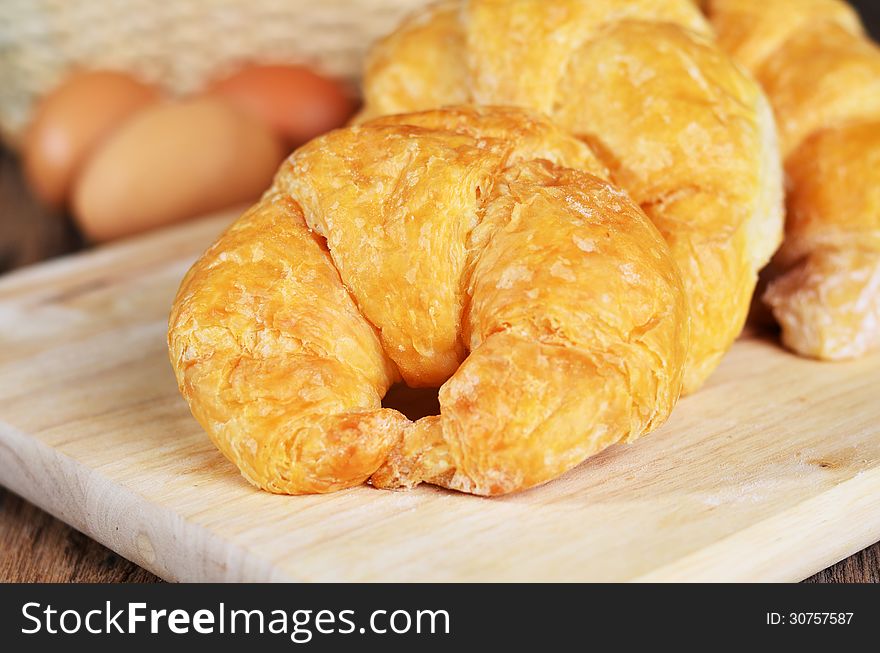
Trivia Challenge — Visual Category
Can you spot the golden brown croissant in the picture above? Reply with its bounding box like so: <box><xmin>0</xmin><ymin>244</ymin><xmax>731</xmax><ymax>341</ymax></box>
<box><xmin>168</xmin><ymin>106</ymin><xmax>688</xmax><ymax>496</ymax></box>
<box><xmin>706</xmin><ymin>0</ymin><xmax>880</xmax><ymax>360</ymax></box>
<box><xmin>358</xmin><ymin>0</ymin><xmax>784</xmax><ymax>394</ymax></box>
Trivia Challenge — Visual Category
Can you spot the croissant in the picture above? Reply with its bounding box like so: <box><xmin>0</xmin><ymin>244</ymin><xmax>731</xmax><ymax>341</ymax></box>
<box><xmin>168</xmin><ymin>106</ymin><xmax>688</xmax><ymax>496</ymax></box>
<box><xmin>706</xmin><ymin>0</ymin><xmax>880</xmax><ymax>359</ymax></box>
<box><xmin>359</xmin><ymin>0</ymin><xmax>784</xmax><ymax>394</ymax></box>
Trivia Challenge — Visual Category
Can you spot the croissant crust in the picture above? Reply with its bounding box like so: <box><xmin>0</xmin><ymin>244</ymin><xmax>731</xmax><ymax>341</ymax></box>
<box><xmin>168</xmin><ymin>107</ymin><xmax>688</xmax><ymax>495</ymax></box>
<box><xmin>360</xmin><ymin>0</ymin><xmax>784</xmax><ymax>393</ymax></box>
<box><xmin>707</xmin><ymin>0</ymin><xmax>880</xmax><ymax>360</ymax></box>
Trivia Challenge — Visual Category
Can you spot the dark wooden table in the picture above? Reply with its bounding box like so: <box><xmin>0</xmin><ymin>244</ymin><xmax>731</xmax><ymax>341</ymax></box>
<box><xmin>3</xmin><ymin>0</ymin><xmax>880</xmax><ymax>580</ymax></box>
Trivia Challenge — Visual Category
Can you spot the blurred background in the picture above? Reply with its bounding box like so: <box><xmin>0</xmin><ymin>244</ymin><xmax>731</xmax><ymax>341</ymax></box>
<box><xmin>0</xmin><ymin>0</ymin><xmax>878</xmax><ymax>274</ymax></box>
<box><xmin>0</xmin><ymin>1</ymin><xmax>878</xmax><ymax>583</ymax></box>
<box><xmin>0</xmin><ymin>0</ymin><xmax>430</xmax><ymax>270</ymax></box>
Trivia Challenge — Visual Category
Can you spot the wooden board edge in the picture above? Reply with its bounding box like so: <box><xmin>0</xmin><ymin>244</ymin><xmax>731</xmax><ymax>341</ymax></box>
<box><xmin>634</xmin><ymin>468</ymin><xmax>880</xmax><ymax>582</ymax></box>
<box><xmin>0</xmin><ymin>421</ymin><xmax>296</xmax><ymax>583</ymax></box>
<box><xmin>0</xmin><ymin>212</ymin><xmax>232</xmax><ymax>296</ymax></box>
<box><xmin>4</xmin><ymin>417</ymin><xmax>879</xmax><ymax>582</ymax></box>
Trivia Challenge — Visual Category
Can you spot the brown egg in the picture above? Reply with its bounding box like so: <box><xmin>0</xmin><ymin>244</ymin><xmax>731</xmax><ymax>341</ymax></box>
<box><xmin>23</xmin><ymin>70</ymin><xmax>161</xmax><ymax>207</ymax></box>
<box><xmin>204</xmin><ymin>65</ymin><xmax>355</xmax><ymax>147</ymax></box>
<box><xmin>72</xmin><ymin>99</ymin><xmax>284</xmax><ymax>242</ymax></box>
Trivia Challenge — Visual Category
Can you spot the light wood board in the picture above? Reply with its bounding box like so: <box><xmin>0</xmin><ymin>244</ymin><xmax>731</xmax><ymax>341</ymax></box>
<box><xmin>1</xmin><ymin>213</ymin><xmax>879</xmax><ymax>582</ymax></box>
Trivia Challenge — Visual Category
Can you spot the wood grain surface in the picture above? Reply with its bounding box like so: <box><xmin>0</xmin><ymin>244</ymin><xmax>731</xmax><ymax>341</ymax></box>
<box><xmin>3</xmin><ymin>0</ymin><xmax>880</xmax><ymax>581</ymax></box>
<box><xmin>2</xmin><ymin>479</ymin><xmax>876</xmax><ymax>582</ymax></box>
<box><xmin>0</xmin><ymin>488</ymin><xmax>159</xmax><ymax>583</ymax></box>
<box><xmin>0</xmin><ymin>141</ymin><xmax>879</xmax><ymax>582</ymax></box>
<box><xmin>1</xmin><ymin>209</ymin><xmax>879</xmax><ymax>582</ymax></box>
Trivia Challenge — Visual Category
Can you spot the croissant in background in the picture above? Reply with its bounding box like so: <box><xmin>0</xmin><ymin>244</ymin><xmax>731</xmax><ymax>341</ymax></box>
<box><xmin>706</xmin><ymin>0</ymin><xmax>880</xmax><ymax>360</ymax></box>
<box><xmin>168</xmin><ymin>107</ymin><xmax>688</xmax><ymax>496</ymax></box>
<box><xmin>359</xmin><ymin>0</ymin><xmax>784</xmax><ymax>394</ymax></box>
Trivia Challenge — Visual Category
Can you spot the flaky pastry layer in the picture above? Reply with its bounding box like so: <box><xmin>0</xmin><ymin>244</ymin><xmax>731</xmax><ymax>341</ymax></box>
<box><xmin>359</xmin><ymin>0</ymin><xmax>784</xmax><ymax>393</ymax></box>
<box><xmin>708</xmin><ymin>0</ymin><xmax>880</xmax><ymax>360</ymax></box>
<box><xmin>168</xmin><ymin>107</ymin><xmax>688</xmax><ymax>495</ymax></box>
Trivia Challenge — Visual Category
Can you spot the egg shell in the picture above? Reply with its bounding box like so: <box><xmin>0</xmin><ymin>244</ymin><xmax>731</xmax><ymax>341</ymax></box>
<box><xmin>204</xmin><ymin>64</ymin><xmax>355</xmax><ymax>147</ymax></box>
<box><xmin>72</xmin><ymin>99</ymin><xmax>285</xmax><ymax>242</ymax></box>
<box><xmin>23</xmin><ymin>70</ymin><xmax>161</xmax><ymax>207</ymax></box>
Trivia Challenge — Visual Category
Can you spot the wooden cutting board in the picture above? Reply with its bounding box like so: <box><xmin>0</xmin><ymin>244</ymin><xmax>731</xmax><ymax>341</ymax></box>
<box><xmin>1</xmin><ymin>212</ymin><xmax>879</xmax><ymax>582</ymax></box>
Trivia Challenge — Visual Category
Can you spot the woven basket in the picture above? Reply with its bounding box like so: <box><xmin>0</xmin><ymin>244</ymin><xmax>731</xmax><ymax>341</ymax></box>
<box><xmin>0</xmin><ymin>0</ymin><xmax>429</xmax><ymax>146</ymax></box>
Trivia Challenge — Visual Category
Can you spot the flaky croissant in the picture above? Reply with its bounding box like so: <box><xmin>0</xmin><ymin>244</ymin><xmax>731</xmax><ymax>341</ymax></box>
<box><xmin>358</xmin><ymin>0</ymin><xmax>784</xmax><ymax>394</ymax></box>
<box><xmin>706</xmin><ymin>0</ymin><xmax>880</xmax><ymax>359</ymax></box>
<box><xmin>168</xmin><ymin>106</ymin><xmax>688</xmax><ymax>496</ymax></box>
